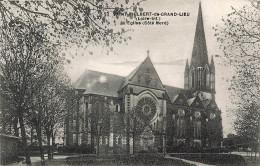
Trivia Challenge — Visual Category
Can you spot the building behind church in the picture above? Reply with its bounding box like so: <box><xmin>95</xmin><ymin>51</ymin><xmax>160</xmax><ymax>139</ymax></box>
<box><xmin>64</xmin><ymin>3</ymin><xmax>223</xmax><ymax>154</ymax></box>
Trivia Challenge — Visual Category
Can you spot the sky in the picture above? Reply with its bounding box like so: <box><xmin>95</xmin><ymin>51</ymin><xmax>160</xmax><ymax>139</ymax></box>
<box><xmin>65</xmin><ymin>0</ymin><xmax>251</xmax><ymax>137</ymax></box>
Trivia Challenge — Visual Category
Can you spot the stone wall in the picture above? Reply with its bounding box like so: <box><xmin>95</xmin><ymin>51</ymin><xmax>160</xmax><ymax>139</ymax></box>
<box><xmin>0</xmin><ymin>134</ymin><xmax>19</xmax><ymax>164</ymax></box>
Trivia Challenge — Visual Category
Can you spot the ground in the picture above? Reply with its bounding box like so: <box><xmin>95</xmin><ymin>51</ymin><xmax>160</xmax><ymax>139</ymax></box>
<box><xmin>66</xmin><ymin>154</ymin><xmax>196</xmax><ymax>166</ymax></box>
<box><xmin>8</xmin><ymin>154</ymin><xmax>195</xmax><ymax>166</ymax></box>
<box><xmin>7</xmin><ymin>152</ymin><xmax>259</xmax><ymax>166</ymax></box>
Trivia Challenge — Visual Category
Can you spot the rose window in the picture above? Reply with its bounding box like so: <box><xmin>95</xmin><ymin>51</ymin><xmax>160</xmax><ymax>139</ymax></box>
<box><xmin>136</xmin><ymin>97</ymin><xmax>157</xmax><ymax>123</ymax></box>
<box><xmin>178</xmin><ymin>109</ymin><xmax>185</xmax><ymax>117</ymax></box>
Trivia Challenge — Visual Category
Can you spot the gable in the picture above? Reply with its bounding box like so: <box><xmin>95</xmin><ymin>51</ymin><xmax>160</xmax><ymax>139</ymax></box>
<box><xmin>173</xmin><ymin>93</ymin><xmax>188</xmax><ymax>106</ymax></box>
<box><xmin>190</xmin><ymin>96</ymin><xmax>204</xmax><ymax>109</ymax></box>
<box><xmin>207</xmin><ymin>99</ymin><xmax>218</xmax><ymax>110</ymax></box>
<box><xmin>120</xmin><ymin>56</ymin><xmax>165</xmax><ymax>91</ymax></box>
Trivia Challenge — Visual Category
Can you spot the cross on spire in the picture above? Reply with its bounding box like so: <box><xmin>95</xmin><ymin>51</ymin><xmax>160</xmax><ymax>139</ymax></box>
<box><xmin>147</xmin><ymin>49</ymin><xmax>150</xmax><ymax>57</ymax></box>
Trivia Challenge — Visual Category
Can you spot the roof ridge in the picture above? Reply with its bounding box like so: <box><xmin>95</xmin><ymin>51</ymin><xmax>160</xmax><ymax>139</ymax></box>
<box><xmin>164</xmin><ymin>84</ymin><xmax>183</xmax><ymax>89</ymax></box>
<box><xmin>86</xmin><ymin>69</ymin><xmax>125</xmax><ymax>78</ymax></box>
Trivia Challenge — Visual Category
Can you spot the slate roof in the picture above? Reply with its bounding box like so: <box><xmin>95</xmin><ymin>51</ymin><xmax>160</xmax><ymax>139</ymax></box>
<box><xmin>187</xmin><ymin>97</ymin><xmax>196</xmax><ymax>106</ymax></box>
<box><xmin>74</xmin><ymin>60</ymin><xmax>213</xmax><ymax>108</ymax></box>
<box><xmin>165</xmin><ymin>85</ymin><xmax>191</xmax><ymax>102</ymax></box>
<box><xmin>74</xmin><ymin>69</ymin><xmax>213</xmax><ymax>107</ymax></box>
<box><xmin>74</xmin><ymin>69</ymin><xmax>124</xmax><ymax>97</ymax></box>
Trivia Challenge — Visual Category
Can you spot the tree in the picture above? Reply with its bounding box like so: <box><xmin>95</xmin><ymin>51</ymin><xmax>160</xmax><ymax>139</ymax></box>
<box><xmin>26</xmin><ymin>64</ymin><xmax>70</xmax><ymax>161</ymax></box>
<box><xmin>91</xmin><ymin>99</ymin><xmax>111</xmax><ymax>156</ymax></box>
<box><xmin>214</xmin><ymin>2</ymin><xmax>260</xmax><ymax>163</ymax></box>
<box><xmin>41</xmin><ymin>68</ymin><xmax>70</xmax><ymax>160</ymax></box>
<box><xmin>0</xmin><ymin>0</ymin><xmax>143</xmax><ymax>54</ymax></box>
<box><xmin>0</xmin><ymin>21</ymin><xmax>63</xmax><ymax>163</ymax></box>
<box><xmin>0</xmin><ymin>0</ymin><xmax>144</xmax><ymax>162</ymax></box>
<box><xmin>0</xmin><ymin>76</ymin><xmax>18</xmax><ymax>136</ymax></box>
<box><xmin>126</xmin><ymin>106</ymin><xmax>151</xmax><ymax>155</ymax></box>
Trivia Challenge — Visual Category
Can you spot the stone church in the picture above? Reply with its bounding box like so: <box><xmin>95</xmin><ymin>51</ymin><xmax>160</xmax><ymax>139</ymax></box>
<box><xmin>64</xmin><ymin>3</ymin><xmax>223</xmax><ymax>154</ymax></box>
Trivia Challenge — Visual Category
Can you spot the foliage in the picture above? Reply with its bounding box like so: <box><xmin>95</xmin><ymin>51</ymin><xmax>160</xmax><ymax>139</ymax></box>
<box><xmin>214</xmin><ymin>4</ymin><xmax>260</xmax><ymax>103</ymax></box>
<box><xmin>0</xmin><ymin>0</ymin><xmax>144</xmax><ymax>162</ymax></box>
<box><xmin>0</xmin><ymin>13</ymin><xmax>70</xmax><ymax>163</ymax></box>
<box><xmin>0</xmin><ymin>0</ymin><xmax>143</xmax><ymax>55</ymax></box>
<box><xmin>59</xmin><ymin>144</ymin><xmax>93</xmax><ymax>154</ymax></box>
<box><xmin>233</xmin><ymin>103</ymin><xmax>259</xmax><ymax>143</ymax></box>
<box><xmin>214</xmin><ymin>3</ymin><xmax>260</xmax><ymax>150</ymax></box>
<box><xmin>90</xmin><ymin>98</ymin><xmax>111</xmax><ymax>155</ymax></box>
<box><xmin>128</xmin><ymin>106</ymin><xmax>152</xmax><ymax>136</ymax></box>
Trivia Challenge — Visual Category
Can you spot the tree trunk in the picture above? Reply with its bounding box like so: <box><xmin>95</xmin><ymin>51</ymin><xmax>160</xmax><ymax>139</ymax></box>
<box><xmin>256</xmin><ymin>109</ymin><xmax>260</xmax><ymax>165</ymax></box>
<box><xmin>18</xmin><ymin>111</ymin><xmax>31</xmax><ymax>164</ymax></box>
<box><xmin>35</xmin><ymin>123</ymin><xmax>45</xmax><ymax>164</ymax></box>
<box><xmin>2</xmin><ymin>118</ymin><xmax>6</xmax><ymax>134</ymax></box>
<box><xmin>51</xmin><ymin>132</ymin><xmax>55</xmax><ymax>159</ymax></box>
<box><xmin>46</xmin><ymin>132</ymin><xmax>51</xmax><ymax>160</ymax></box>
<box><xmin>133</xmin><ymin>133</ymin><xmax>135</xmax><ymax>155</ymax></box>
<box><xmin>97</xmin><ymin>135</ymin><xmax>100</xmax><ymax>156</ymax></box>
<box><xmin>126</xmin><ymin>118</ymin><xmax>130</xmax><ymax>155</ymax></box>
<box><xmin>30</xmin><ymin>128</ymin><xmax>33</xmax><ymax>145</ymax></box>
<box><xmin>126</xmin><ymin>133</ymin><xmax>130</xmax><ymax>154</ymax></box>
<box><xmin>13</xmin><ymin>117</ymin><xmax>19</xmax><ymax>137</ymax></box>
<box><xmin>107</xmin><ymin>133</ymin><xmax>110</xmax><ymax>154</ymax></box>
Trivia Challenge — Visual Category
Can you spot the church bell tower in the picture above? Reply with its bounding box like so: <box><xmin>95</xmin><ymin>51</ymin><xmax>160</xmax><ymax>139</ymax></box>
<box><xmin>184</xmin><ymin>3</ymin><xmax>215</xmax><ymax>94</ymax></box>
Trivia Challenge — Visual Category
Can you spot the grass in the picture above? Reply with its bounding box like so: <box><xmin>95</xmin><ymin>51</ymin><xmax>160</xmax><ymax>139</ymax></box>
<box><xmin>243</xmin><ymin>156</ymin><xmax>259</xmax><ymax>166</ymax></box>
<box><xmin>66</xmin><ymin>154</ymin><xmax>195</xmax><ymax>166</ymax></box>
<box><xmin>170</xmin><ymin>153</ymin><xmax>247</xmax><ymax>166</ymax></box>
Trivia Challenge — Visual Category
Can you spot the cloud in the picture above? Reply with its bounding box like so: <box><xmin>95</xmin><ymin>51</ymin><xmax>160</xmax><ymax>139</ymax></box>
<box><xmin>105</xmin><ymin>61</ymin><xmax>140</xmax><ymax>66</ymax></box>
<box><xmin>154</xmin><ymin>59</ymin><xmax>186</xmax><ymax>66</ymax></box>
<box><xmin>105</xmin><ymin>59</ymin><xmax>186</xmax><ymax>66</ymax></box>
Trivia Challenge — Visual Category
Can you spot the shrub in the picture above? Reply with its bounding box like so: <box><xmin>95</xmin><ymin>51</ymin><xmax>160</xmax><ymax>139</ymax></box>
<box><xmin>59</xmin><ymin>144</ymin><xmax>93</xmax><ymax>154</ymax></box>
<box><xmin>202</xmin><ymin>147</ymin><xmax>229</xmax><ymax>153</ymax></box>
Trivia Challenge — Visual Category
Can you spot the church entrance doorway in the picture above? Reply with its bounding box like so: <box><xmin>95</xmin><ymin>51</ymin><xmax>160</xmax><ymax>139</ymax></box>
<box><xmin>140</xmin><ymin>126</ymin><xmax>154</xmax><ymax>151</ymax></box>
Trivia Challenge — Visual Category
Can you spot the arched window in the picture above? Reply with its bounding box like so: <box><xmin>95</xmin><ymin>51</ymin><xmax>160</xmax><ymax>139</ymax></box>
<box><xmin>206</xmin><ymin>73</ymin><xmax>210</xmax><ymax>87</ymax></box>
<box><xmin>85</xmin><ymin>102</ymin><xmax>88</xmax><ymax>112</ymax></box>
<box><xmin>194</xmin><ymin>121</ymin><xmax>201</xmax><ymax>139</ymax></box>
<box><xmin>172</xmin><ymin>114</ymin><xmax>175</xmax><ymax>120</ymax></box>
<box><xmin>205</xmin><ymin>66</ymin><xmax>210</xmax><ymax>87</ymax></box>
<box><xmin>73</xmin><ymin>134</ymin><xmax>76</xmax><ymax>144</ymax></box>
<box><xmin>115</xmin><ymin>104</ymin><xmax>120</xmax><ymax>112</ymax></box>
<box><xmin>180</xmin><ymin>119</ymin><xmax>185</xmax><ymax>137</ymax></box>
<box><xmin>197</xmin><ymin>67</ymin><xmax>202</xmax><ymax>87</ymax></box>
<box><xmin>191</xmin><ymin>71</ymin><xmax>195</xmax><ymax>88</ymax></box>
<box><xmin>102</xmin><ymin>136</ymin><xmax>106</xmax><ymax>145</ymax></box>
<box><xmin>118</xmin><ymin>135</ymin><xmax>122</xmax><ymax>146</ymax></box>
<box><xmin>210</xmin><ymin>73</ymin><xmax>215</xmax><ymax>89</ymax></box>
<box><xmin>177</xmin><ymin>118</ymin><xmax>185</xmax><ymax>137</ymax></box>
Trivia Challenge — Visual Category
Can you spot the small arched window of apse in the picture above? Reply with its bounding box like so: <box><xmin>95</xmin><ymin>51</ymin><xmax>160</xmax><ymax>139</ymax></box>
<box><xmin>115</xmin><ymin>104</ymin><xmax>120</xmax><ymax>112</ymax></box>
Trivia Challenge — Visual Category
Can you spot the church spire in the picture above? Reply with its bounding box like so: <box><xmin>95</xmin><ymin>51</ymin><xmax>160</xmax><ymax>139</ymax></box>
<box><xmin>190</xmin><ymin>2</ymin><xmax>208</xmax><ymax>68</ymax></box>
<box><xmin>210</xmin><ymin>55</ymin><xmax>215</xmax><ymax>73</ymax></box>
<box><xmin>185</xmin><ymin>59</ymin><xmax>189</xmax><ymax>75</ymax></box>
